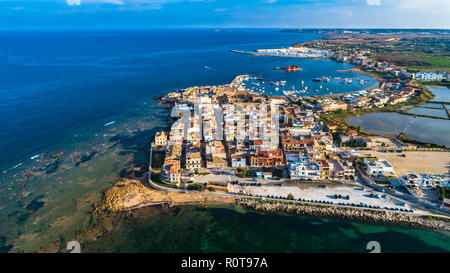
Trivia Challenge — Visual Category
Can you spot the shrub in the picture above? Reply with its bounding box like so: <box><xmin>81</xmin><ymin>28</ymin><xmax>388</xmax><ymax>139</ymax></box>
<box><xmin>287</xmin><ymin>193</ymin><xmax>294</xmax><ymax>200</ymax></box>
<box><xmin>187</xmin><ymin>183</ymin><xmax>205</xmax><ymax>191</ymax></box>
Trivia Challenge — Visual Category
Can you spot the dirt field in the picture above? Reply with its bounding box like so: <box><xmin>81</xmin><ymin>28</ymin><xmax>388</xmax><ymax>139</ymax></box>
<box><xmin>359</xmin><ymin>150</ymin><xmax>450</xmax><ymax>175</ymax></box>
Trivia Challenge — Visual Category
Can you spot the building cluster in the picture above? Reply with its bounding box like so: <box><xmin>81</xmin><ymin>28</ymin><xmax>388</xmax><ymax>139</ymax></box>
<box><xmin>154</xmin><ymin>77</ymin><xmax>360</xmax><ymax>185</ymax></box>
<box><xmin>413</xmin><ymin>72</ymin><xmax>448</xmax><ymax>81</ymax></box>
<box><xmin>255</xmin><ymin>46</ymin><xmax>333</xmax><ymax>58</ymax></box>
<box><xmin>152</xmin><ymin>41</ymin><xmax>449</xmax><ymax>195</ymax></box>
<box><xmin>399</xmin><ymin>173</ymin><xmax>449</xmax><ymax>189</ymax></box>
<box><xmin>315</xmin><ymin>82</ymin><xmax>419</xmax><ymax>112</ymax></box>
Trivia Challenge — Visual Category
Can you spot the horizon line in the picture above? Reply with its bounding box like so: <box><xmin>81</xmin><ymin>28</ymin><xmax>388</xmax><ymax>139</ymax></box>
<box><xmin>0</xmin><ymin>26</ymin><xmax>449</xmax><ymax>31</ymax></box>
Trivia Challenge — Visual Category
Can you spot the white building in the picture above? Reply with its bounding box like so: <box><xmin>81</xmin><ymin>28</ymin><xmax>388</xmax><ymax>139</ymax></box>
<box><xmin>399</xmin><ymin>173</ymin><xmax>448</xmax><ymax>189</ymax></box>
<box><xmin>231</xmin><ymin>154</ymin><xmax>246</xmax><ymax>168</ymax></box>
<box><xmin>289</xmin><ymin>161</ymin><xmax>320</xmax><ymax>180</ymax></box>
<box><xmin>364</xmin><ymin>158</ymin><xmax>395</xmax><ymax>177</ymax></box>
<box><xmin>413</xmin><ymin>72</ymin><xmax>447</xmax><ymax>81</ymax></box>
<box><xmin>186</xmin><ymin>152</ymin><xmax>202</xmax><ymax>171</ymax></box>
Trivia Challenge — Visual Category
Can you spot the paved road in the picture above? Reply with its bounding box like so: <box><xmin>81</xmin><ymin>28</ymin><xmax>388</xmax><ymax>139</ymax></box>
<box><xmin>148</xmin><ymin>146</ymin><xmax>449</xmax><ymax>217</ymax></box>
<box><xmin>356</xmin><ymin>165</ymin><xmax>450</xmax><ymax>217</ymax></box>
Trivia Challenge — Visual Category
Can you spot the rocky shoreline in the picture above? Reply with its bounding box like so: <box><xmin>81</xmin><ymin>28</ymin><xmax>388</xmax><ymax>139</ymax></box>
<box><xmin>236</xmin><ymin>198</ymin><xmax>450</xmax><ymax>232</ymax></box>
<box><xmin>92</xmin><ymin>177</ymin><xmax>233</xmax><ymax>213</ymax></box>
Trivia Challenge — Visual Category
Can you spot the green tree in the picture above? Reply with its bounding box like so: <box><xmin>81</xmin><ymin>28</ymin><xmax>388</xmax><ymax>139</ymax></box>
<box><xmin>187</xmin><ymin>183</ymin><xmax>205</xmax><ymax>191</ymax></box>
<box><xmin>287</xmin><ymin>193</ymin><xmax>294</xmax><ymax>200</ymax></box>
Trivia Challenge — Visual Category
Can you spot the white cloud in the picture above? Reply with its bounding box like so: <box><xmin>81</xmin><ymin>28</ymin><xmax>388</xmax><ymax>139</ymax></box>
<box><xmin>214</xmin><ymin>8</ymin><xmax>228</xmax><ymax>13</ymax></box>
<box><xmin>397</xmin><ymin>0</ymin><xmax>450</xmax><ymax>12</ymax></box>
<box><xmin>366</xmin><ymin>0</ymin><xmax>381</xmax><ymax>6</ymax></box>
<box><xmin>66</xmin><ymin>0</ymin><xmax>81</xmax><ymax>5</ymax></box>
<box><xmin>102</xmin><ymin>0</ymin><xmax>124</xmax><ymax>4</ymax></box>
<box><xmin>69</xmin><ymin>0</ymin><xmax>211</xmax><ymax>7</ymax></box>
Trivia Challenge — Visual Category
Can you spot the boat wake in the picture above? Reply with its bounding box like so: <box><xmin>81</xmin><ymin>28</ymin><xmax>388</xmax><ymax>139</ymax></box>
<box><xmin>104</xmin><ymin>121</ymin><xmax>116</xmax><ymax>127</ymax></box>
<box><xmin>12</xmin><ymin>162</ymin><xmax>23</xmax><ymax>169</ymax></box>
<box><xmin>204</xmin><ymin>65</ymin><xmax>253</xmax><ymax>75</ymax></box>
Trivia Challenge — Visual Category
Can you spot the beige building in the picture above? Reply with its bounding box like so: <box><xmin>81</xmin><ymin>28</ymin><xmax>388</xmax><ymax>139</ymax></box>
<box><xmin>153</xmin><ymin>131</ymin><xmax>168</xmax><ymax>147</ymax></box>
<box><xmin>186</xmin><ymin>152</ymin><xmax>202</xmax><ymax>171</ymax></box>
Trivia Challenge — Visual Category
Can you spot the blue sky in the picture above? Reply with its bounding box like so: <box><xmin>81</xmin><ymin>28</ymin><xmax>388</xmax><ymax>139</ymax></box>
<box><xmin>1</xmin><ymin>0</ymin><xmax>449</xmax><ymax>29</ymax></box>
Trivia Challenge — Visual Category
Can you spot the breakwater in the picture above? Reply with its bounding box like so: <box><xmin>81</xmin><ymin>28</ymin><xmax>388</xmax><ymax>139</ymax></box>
<box><xmin>236</xmin><ymin>198</ymin><xmax>450</xmax><ymax>231</ymax></box>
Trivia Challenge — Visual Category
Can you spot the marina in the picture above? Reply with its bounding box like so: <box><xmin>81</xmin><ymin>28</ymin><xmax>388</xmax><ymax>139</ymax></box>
<box><xmin>243</xmin><ymin>72</ymin><xmax>377</xmax><ymax>98</ymax></box>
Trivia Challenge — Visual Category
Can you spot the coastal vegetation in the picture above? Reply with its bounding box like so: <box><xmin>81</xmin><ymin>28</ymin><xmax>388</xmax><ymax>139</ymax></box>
<box><xmin>295</xmin><ymin>31</ymin><xmax>450</xmax><ymax>73</ymax></box>
<box><xmin>423</xmin><ymin>215</ymin><xmax>450</xmax><ymax>223</ymax></box>
<box><xmin>374</xmin><ymin>180</ymin><xmax>391</xmax><ymax>185</ymax></box>
<box><xmin>439</xmin><ymin>188</ymin><xmax>450</xmax><ymax>201</ymax></box>
<box><xmin>342</xmin><ymin>138</ymin><xmax>367</xmax><ymax>148</ymax></box>
<box><xmin>194</xmin><ymin>170</ymin><xmax>211</xmax><ymax>176</ymax></box>
<box><xmin>397</xmin><ymin>133</ymin><xmax>446</xmax><ymax>149</ymax></box>
<box><xmin>187</xmin><ymin>183</ymin><xmax>206</xmax><ymax>191</ymax></box>
<box><xmin>420</xmin><ymin>79</ymin><xmax>450</xmax><ymax>89</ymax></box>
<box><xmin>236</xmin><ymin>167</ymin><xmax>254</xmax><ymax>178</ymax></box>
<box><xmin>407</xmin><ymin>83</ymin><xmax>435</xmax><ymax>105</ymax></box>
<box><xmin>151</xmin><ymin>151</ymin><xmax>165</xmax><ymax>169</ymax></box>
<box><xmin>150</xmin><ymin>173</ymin><xmax>178</xmax><ymax>189</ymax></box>
<box><xmin>375</xmin><ymin>52</ymin><xmax>450</xmax><ymax>73</ymax></box>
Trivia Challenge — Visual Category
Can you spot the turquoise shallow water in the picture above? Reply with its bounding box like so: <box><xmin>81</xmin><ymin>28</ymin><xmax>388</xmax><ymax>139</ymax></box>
<box><xmin>83</xmin><ymin>205</ymin><xmax>450</xmax><ymax>253</ymax></box>
<box><xmin>0</xmin><ymin>29</ymin><xmax>448</xmax><ymax>252</ymax></box>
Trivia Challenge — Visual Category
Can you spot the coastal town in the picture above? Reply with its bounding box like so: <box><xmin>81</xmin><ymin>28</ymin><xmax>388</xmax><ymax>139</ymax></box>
<box><xmin>147</xmin><ymin>39</ymin><xmax>450</xmax><ymax>225</ymax></box>
<box><xmin>3</xmin><ymin>0</ymin><xmax>450</xmax><ymax>255</ymax></box>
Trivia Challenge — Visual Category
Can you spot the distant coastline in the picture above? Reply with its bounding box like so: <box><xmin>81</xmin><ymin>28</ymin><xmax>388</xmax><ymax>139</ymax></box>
<box><xmin>229</xmin><ymin>49</ymin><xmax>328</xmax><ymax>60</ymax></box>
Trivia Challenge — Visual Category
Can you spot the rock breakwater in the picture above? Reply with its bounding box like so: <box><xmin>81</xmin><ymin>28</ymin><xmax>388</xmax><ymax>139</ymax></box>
<box><xmin>236</xmin><ymin>198</ymin><xmax>450</xmax><ymax>231</ymax></box>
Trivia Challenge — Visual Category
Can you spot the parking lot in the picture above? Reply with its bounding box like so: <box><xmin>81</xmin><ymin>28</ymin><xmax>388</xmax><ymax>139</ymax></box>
<box><xmin>192</xmin><ymin>167</ymin><xmax>283</xmax><ymax>185</ymax></box>
<box><xmin>229</xmin><ymin>183</ymin><xmax>421</xmax><ymax>213</ymax></box>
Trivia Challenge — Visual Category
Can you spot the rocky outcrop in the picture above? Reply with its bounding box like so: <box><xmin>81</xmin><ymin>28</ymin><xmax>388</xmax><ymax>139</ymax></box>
<box><xmin>93</xmin><ymin>178</ymin><xmax>233</xmax><ymax>213</ymax></box>
<box><xmin>94</xmin><ymin>178</ymin><xmax>149</xmax><ymax>212</ymax></box>
<box><xmin>236</xmin><ymin>198</ymin><xmax>450</xmax><ymax>231</ymax></box>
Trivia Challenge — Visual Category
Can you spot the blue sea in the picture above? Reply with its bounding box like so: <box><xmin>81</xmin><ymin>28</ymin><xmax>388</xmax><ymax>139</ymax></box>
<box><xmin>0</xmin><ymin>29</ymin><xmax>376</xmax><ymax>172</ymax></box>
<box><xmin>0</xmin><ymin>29</ymin><xmax>447</xmax><ymax>253</ymax></box>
